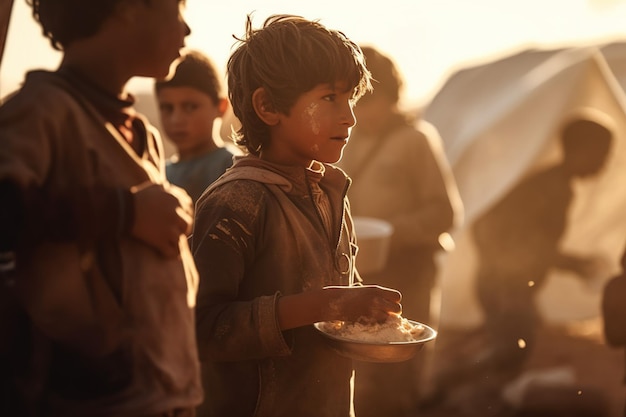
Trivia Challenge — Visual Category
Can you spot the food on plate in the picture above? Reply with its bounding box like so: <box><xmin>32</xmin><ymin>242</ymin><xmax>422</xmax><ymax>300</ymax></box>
<box><xmin>317</xmin><ymin>315</ymin><xmax>426</xmax><ymax>343</ymax></box>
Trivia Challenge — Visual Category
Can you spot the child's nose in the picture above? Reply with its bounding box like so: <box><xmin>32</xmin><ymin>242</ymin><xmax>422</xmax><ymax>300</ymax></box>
<box><xmin>341</xmin><ymin>103</ymin><xmax>356</xmax><ymax>127</ymax></box>
<box><xmin>171</xmin><ymin>108</ymin><xmax>186</xmax><ymax>123</ymax></box>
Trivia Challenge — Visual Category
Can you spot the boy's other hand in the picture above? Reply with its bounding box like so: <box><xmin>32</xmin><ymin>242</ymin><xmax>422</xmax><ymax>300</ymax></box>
<box><xmin>130</xmin><ymin>182</ymin><xmax>193</xmax><ymax>257</ymax></box>
<box><xmin>165</xmin><ymin>183</ymin><xmax>194</xmax><ymax>224</ymax></box>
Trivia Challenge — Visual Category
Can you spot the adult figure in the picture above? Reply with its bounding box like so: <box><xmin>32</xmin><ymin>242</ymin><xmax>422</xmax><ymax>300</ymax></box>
<box><xmin>338</xmin><ymin>45</ymin><xmax>463</xmax><ymax>417</ymax></box>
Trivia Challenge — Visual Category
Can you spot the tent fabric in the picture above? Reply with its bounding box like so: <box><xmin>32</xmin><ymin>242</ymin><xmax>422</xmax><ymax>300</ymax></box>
<box><xmin>423</xmin><ymin>43</ymin><xmax>626</xmax><ymax>328</ymax></box>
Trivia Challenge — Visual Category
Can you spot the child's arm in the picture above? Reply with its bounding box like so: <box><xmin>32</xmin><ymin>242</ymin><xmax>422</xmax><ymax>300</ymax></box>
<box><xmin>191</xmin><ymin>181</ymin><xmax>403</xmax><ymax>361</ymax></box>
<box><xmin>276</xmin><ymin>285</ymin><xmax>402</xmax><ymax>330</ymax></box>
<box><xmin>130</xmin><ymin>182</ymin><xmax>193</xmax><ymax>257</ymax></box>
<box><xmin>0</xmin><ymin>180</ymin><xmax>191</xmax><ymax>260</ymax></box>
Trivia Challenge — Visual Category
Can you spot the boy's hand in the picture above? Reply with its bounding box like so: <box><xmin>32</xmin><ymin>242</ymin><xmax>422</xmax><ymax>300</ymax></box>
<box><xmin>324</xmin><ymin>285</ymin><xmax>402</xmax><ymax>323</ymax></box>
<box><xmin>165</xmin><ymin>183</ymin><xmax>194</xmax><ymax>223</ymax></box>
<box><xmin>130</xmin><ymin>182</ymin><xmax>193</xmax><ymax>257</ymax></box>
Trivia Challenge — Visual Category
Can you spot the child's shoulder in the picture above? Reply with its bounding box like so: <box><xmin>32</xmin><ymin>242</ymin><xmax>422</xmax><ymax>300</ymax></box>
<box><xmin>197</xmin><ymin>169</ymin><xmax>271</xmax><ymax>203</ymax></box>
<box><xmin>196</xmin><ymin>163</ymin><xmax>293</xmax><ymax>212</ymax></box>
<box><xmin>207</xmin><ymin>176</ymin><xmax>269</xmax><ymax>198</ymax></box>
<box><xmin>195</xmin><ymin>177</ymin><xmax>271</xmax><ymax>226</ymax></box>
<box><xmin>209</xmin><ymin>164</ymin><xmax>292</xmax><ymax>192</ymax></box>
<box><xmin>2</xmin><ymin>71</ymin><xmax>79</xmax><ymax>114</ymax></box>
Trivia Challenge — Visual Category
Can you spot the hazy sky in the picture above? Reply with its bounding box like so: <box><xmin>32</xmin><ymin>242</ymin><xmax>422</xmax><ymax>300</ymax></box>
<box><xmin>2</xmin><ymin>0</ymin><xmax>626</xmax><ymax>106</ymax></box>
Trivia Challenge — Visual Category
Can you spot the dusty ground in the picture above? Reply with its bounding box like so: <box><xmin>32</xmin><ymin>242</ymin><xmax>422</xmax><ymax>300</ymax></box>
<box><xmin>412</xmin><ymin>317</ymin><xmax>625</xmax><ymax>417</ymax></box>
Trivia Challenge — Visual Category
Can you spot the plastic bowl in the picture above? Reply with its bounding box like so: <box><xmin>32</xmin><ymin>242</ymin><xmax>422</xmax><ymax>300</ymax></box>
<box><xmin>353</xmin><ymin>216</ymin><xmax>394</xmax><ymax>275</ymax></box>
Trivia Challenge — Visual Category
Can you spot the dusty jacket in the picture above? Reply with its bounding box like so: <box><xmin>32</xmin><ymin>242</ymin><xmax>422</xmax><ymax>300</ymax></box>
<box><xmin>0</xmin><ymin>71</ymin><xmax>202</xmax><ymax>416</ymax></box>
<box><xmin>191</xmin><ymin>155</ymin><xmax>360</xmax><ymax>417</ymax></box>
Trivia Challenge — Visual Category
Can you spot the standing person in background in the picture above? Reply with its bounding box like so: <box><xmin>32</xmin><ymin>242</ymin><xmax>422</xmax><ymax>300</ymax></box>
<box><xmin>190</xmin><ymin>15</ymin><xmax>403</xmax><ymax>417</ymax></box>
<box><xmin>0</xmin><ymin>0</ymin><xmax>202</xmax><ymax>415</ymax></box>
<box><xmin>155</xmin><ymin>49</ymin><xmax>236</xmax><ymax>204</ymax></box>
<box><xmin>467</xmin><ymin>115</ymin><xmax>613</xmax><ymax>398</ymax></box>
<box><xmin>429</xmin><ymin>112</ymin><xmax>614</xmax><ymax>414</ymax></box>
<box><xmin>337</xmin><ymin>45</ymin><xmax>463</xmax><ymax>417</ymax></box>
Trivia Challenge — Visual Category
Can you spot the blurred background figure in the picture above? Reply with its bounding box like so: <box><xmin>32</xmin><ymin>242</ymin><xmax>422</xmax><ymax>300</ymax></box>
<box><xmin>474</xmin><ymin>115</ymin><xmax>613</xmax><ymax>377</ymax></box>
<box><xmin>421</xmin><ymin>45</ymin><xmax>626</xmax><ymax>415</ymax></box>
<box><xmin>602</xmin><ymin>241</ymin><xmax>626</xmax><ymax>416</ymax></box>
<box><xmin>430</xmin><ymin>112</ymin><xmax>614</xmax><ymax>416</ymax></box>
<box><xmin>155</xmin><ymin>49</ymin><xmax>237</xmax><ymax>204</ymax></box>
<box><xmin>337</xmin><ymin>45</ymin><xmax>463</xmax><ymax>417</ymax></box>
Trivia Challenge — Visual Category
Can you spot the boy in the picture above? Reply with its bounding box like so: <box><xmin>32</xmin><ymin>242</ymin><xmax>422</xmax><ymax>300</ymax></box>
<box><xmin>155</xmin><ymin>49</ymin><xmax>236</xmax><ymax>204</ymax></box>
<box><xmin>0</xmin><ymin>0</ymin><xmax>202</xmax><ymax>415</ymax></box>
<box><xmin>190</xmin><ymin>14</ymin><xmax>402</xmax><ymax>417</ymax></box>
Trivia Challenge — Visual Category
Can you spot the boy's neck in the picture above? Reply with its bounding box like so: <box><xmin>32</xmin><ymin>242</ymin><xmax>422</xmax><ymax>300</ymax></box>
<box><xmin>308</xmin><ymin>160</ymin><xmax>325</xmax><ymax>173</ymax></box>
<box><xmin>258</xmin><ymin>148</ymin><xmax>315</xmax><ymax>169</ymax></box>
<box><xmin>177</xmin><ymin>138</ymin><xmax>222</xmax><ymax>161</ymax></box>
<box><xmin>60</xmin><ymin>44</ymin><xmax>131</xmax><ymax>99</ymax></box>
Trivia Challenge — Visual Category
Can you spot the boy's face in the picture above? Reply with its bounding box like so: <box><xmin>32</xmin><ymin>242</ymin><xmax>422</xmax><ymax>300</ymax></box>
<box><xmin>129</xmin><ymin>0</ymin><xmax>191</xmax><ymax>79</ymax></box>
<box><xmin>157</xmin><ymin>86</ymin><xmax>225</xmax><ymax>158</ymax></box>
<box><xmin>263</xmin><ymin>83</ymin><xmax>356</xmax><ymax>167</ymax></box>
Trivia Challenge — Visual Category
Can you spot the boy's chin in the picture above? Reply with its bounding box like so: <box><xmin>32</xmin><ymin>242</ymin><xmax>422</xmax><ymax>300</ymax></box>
<box><xmin>331</xmin><ymin>151</ymin><xmax>346</xmax><ymax>164</ymax></box>
<box><xmin>147</xmin><ymin>59</ymin><xmax>182</xmax><ymax>81</ymax></box>
<box><xmin>161</xmin><ymin>58</ymin><xmax>183</xmax><ymax>81</ymax></box>
<box><xmin>317</xmin><ymin>157</ymin><xmax>341</xmax><ymax>165</ymax></box>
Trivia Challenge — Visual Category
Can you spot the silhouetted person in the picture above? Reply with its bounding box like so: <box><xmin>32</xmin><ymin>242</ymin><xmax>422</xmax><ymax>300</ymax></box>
<box><xmin>473</xmin><ymin>115</ymin><xmax>612</xmax><ymax>379</ymax></box>
<box><xmin>430</xmin><ymin>113</ymin><xmax>614</xmax><ymax>412</ymax></box>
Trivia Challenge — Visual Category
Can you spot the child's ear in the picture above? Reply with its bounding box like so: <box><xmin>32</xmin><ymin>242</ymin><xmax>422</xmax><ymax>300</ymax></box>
<box><xmin>217</xmin><ymin>98</ymin><xmax>229</xmax><ymax>118</ymax></box>
<box><xmin>252</xmin><ymin>87</ymin><xmax>279</xmax><ymax>126</ymax></box>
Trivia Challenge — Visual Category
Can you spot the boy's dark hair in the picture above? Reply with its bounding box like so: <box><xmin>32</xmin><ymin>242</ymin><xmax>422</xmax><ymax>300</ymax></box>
<box><xmin>227</xmin><ymin>14</ymin><xmax>372</xmax><ymax>156</ymax></box>
<box><xmin>359</xmin><ymin>45</ymin><xmax>403</xmax><ymax>105</ymax></box>
<box><xmin>26</xmin><ymin>0</ymin><xmax>123</xmax><ymax>50</ymax></box>
<box><xmin>155</xmin><ymin>50</ymin><xmax>224</xmax><ymax>105</ymax></box>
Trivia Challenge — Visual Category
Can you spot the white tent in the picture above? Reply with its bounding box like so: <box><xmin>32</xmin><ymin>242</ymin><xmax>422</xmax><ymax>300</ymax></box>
<box><xmin>424</xmin><ymin>42</ymin><xmax>626</xmax><ymax>328</ymax></box>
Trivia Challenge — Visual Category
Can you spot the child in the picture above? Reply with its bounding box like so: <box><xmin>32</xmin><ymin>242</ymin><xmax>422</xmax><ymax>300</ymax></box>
<box><xmin>0</xmin><ymin>0</ymin><xmax>202</xmax><ymax>415</ymax></box>
<box><xmin>155</xmin><ymin>49</ymin><xmax>236</xmax><ymax>204</ymax></box>
<box><xmin>190</xmin><ymin>14</ymin><xmax>402</xmax><ymax>417</ymax></box>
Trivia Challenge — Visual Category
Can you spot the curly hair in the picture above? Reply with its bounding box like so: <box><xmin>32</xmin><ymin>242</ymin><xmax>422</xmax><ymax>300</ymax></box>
<box><xmin>26</xmin><ymin>0</ymin><xmax>124</xmax><ymax>50</ymax></box>
<box><xmin>227</xmin><ymin>14</ymin><xmax>372</xmax><ymax>156</ymax></box>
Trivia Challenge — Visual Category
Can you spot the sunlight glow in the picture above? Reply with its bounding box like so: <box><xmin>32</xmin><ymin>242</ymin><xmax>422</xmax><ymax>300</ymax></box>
<box><xmin>2</xmin><ymin>0</ymin><xmax>626</xmax><ymax>107</ymax></box>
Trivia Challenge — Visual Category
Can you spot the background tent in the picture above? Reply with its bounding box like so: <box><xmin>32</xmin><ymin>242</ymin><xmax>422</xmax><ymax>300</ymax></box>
<box><xmin>424</xmin><ymin>43</ymin><xmax>626</xmax><ymax>329</ymax></box>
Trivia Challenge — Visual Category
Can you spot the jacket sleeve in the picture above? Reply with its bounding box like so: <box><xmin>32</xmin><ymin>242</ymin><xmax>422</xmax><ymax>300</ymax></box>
<box><xmin>190</xmin><ymin>180</ymin><xmax>291</xmax><ymax>362</ymax></box>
